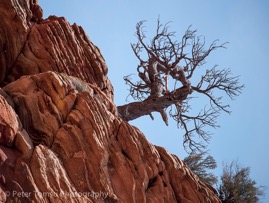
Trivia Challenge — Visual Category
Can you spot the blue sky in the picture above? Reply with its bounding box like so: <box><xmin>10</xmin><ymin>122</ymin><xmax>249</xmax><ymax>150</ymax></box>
<box><xmin>39</xmin><ymin>1</ymin><xmax>269</xmax><ymax>201</ymax></box>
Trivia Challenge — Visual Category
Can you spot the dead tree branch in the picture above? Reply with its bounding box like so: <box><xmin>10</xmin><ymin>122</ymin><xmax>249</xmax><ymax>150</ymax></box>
<box><xmin>118</xmin><ymin>19</ymin><xmax>244</xmax><ymax>151</ymax></box>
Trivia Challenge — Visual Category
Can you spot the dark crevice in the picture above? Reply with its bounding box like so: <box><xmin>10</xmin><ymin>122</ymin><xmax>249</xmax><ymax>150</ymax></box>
<box><xmin>121</xmin><ymin>149</ymin><xmax>131</xmax><ymax>161</ymax></box>
<box><xmin>3</xmin><ymin>24</ymin><xmax>34</xmax><ymax>86</ymax></box>
<box><xmin>147</xmin><ymin>176</ymin><xmax>158</xmax><ymax>189</ymax></box>
<box><xmin>146</xmin><ymin>172</ymin><xmax>167</xmax><ymax>191</ymax></box>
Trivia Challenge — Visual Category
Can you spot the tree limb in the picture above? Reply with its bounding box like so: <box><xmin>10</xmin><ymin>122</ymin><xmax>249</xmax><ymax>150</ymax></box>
<box><xmin>118</xmin><ymin>19</ymin><xmax>244</xmax><ymax>151</ymax></box>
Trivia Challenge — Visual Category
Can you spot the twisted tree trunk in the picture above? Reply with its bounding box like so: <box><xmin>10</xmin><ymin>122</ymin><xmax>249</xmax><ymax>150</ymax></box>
<box><xmin>118</xmin><ymin>86</ymin><xmax>190</xmax><ymax>122</ymax></box>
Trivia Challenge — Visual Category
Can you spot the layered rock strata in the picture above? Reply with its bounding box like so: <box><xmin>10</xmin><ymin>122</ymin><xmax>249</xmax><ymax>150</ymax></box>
<box><xmin>0</xmin><ymin>0</ymin><xmax>220</xmax><ymax>202</ymax></box>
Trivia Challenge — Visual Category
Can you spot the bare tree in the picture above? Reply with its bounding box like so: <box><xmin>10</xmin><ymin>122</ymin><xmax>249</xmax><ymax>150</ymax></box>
<box><xmin>117</xmin><ymin>19</ymin><xmax>244</xmax><ymax>151</ymax></box>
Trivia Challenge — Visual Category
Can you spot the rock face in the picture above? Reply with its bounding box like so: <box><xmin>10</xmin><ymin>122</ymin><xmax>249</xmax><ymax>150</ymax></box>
<box><xmin>0</xmin><ymin>0</ymin><xmax>113</xmax><ymax>100</ymax></box>
<box><xmin>0</xmin><ymin>1</ymin><xmax>221</xmax><ymax>203</ymax></box>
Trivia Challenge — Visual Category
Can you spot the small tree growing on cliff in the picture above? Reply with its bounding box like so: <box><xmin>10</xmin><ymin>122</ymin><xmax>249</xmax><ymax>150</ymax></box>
<box><xmin>218</xmin><ymin>161</ymin><xmax>265</xmax><ymax>203</ymax></box>
<box><xmin>183</xmin><ymin>150</ymin><xmax>217</xmax><ymax>186</ymax></box>
<box><xmin>118</xmin><ymin>19</ymin><xmax>244</xmax><ymax>151</ymax></box>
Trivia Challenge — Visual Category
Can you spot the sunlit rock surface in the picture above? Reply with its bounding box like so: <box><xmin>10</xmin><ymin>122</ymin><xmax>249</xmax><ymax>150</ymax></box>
<box><xmin>0</xmin><ymin>1</ymin><xmax>220</xmax><ymax>202</ymax></box>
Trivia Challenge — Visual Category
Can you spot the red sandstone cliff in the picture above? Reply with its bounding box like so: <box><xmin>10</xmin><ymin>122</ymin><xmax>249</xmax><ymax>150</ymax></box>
<box><xmin>0</xmin><ymin>1</ymin><xmax>221</xmax><ymax>202</ymax></box>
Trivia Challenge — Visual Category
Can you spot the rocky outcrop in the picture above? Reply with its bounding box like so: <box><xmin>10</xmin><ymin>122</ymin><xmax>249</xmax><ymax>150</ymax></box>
<box><xmin>0</xmin><ymin>0</ymin><xmax>221</xmax><ymax>202</ymax></box>
<box><xmin>0</xmin><ymin>0</ymin><xmax>113</xmax><ymax>100</ymax></box>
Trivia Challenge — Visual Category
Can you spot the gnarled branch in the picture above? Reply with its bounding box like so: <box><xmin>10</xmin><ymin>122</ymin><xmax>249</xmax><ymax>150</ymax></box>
<box><xmin>118</xmin><ymin>19</ymin><xmax>244</xmax><ymax>151</ymax></box>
